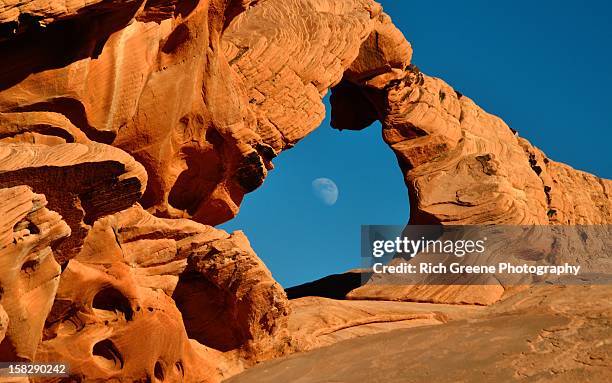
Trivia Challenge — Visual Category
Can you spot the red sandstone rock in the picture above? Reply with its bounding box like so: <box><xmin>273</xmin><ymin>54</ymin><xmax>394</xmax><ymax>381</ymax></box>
<box><xmin>331</xmin><ymin>39</ymin><xmax>611</xmax><ymax>305</ymax></box>
<box><xmin>175</xmin><ymin>230</ymin><xmax>290</xmax><ymax>362</ymax></box>
<box><xmin>0</xmin><ymin>142</ymin><xmax>147</xmax><ymax>264</ymax></box>
<box><xmin>34</xmin><ymin>205</ymin><xmax>288</xmax><ymax>381</ymax></box>
<box><xmin>0</xmin><ymin>304</ymin><xmax>7</xmax><ymax>346</ymax></box>
<box><xmin>0</xmin><ymin>0</ymin><xmax>274</xmax><ymax>226</ymax></box>
<box><xmin>0</xmin><ymin>0</ymin><xmax>412</xmax><ymax>226</ymax></box>
<box><xmin>226</xmin><ymin>286</ymin><xmax>612</xmax><ymax>383</ymax></box>
<box><xmin>333</xmin><ymin>67</ymin><xmax>612</xmax><ymax>226</ymax></box>
<box><xmin>287</xmin><ymin>297</ymin><xmax>483</xmax><ymax>351</ymax></box>
<box><xmin>223</xmin><ymin>0</ymin><xmax>411</xmax><ymax>151</ymax></box>
<box><xmin>0</xmin><ymin>186</ymin><xmax>69</xmax><ymax>362</ymax></box>
<box><xmin>0</xmin><ymin>1</ymin><xmax>142</xmax><ymax>36</ymax></box>
<box><xmin>0</xmin><ymin>0</ymin><xmax>609</xmax><ymax>381</ymax></box>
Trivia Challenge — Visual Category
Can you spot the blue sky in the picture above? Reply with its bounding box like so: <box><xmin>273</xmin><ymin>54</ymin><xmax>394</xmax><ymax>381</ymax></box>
<box><xmin>222</xmin><ymin>0</ymin><xmax>612</xmax><ymax>287</ymax></box>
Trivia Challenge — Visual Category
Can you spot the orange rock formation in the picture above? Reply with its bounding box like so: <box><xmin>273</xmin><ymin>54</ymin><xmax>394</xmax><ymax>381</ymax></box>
<box><xmin>0</xmin><ymin>0</ymin><xmax>609</xmax><ymax>382</ymax></box>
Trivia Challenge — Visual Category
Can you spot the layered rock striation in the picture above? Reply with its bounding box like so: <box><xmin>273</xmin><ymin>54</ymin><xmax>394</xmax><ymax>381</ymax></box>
<box><xmin>0</xmin><ymin>0</ymin><xmax>610</xmax><ymax>382</ymax></box>
<box><xmin>0</xmin><ymin>186</ymin><xmax>69</xmax><ymax>362</ymax></box>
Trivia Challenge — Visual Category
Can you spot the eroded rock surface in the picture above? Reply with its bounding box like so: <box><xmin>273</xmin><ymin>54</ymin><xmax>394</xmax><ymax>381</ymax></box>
<box><xmin>36</xmin><ymin>206</ymin><xmax>216</xmax><ymax>382</ymax></box>
<box><xmin>34</xmin><ymin>205</ymin><xmax>288</xmax><ymax>382</ymax></box>
<box><xmin>223</xmin><ymin>0</ymin><xmax>410</xmax><ymax>151</ymax></box>
<box><xmin>324</xmin><ymin>2</ymin><xmax>612</xmax><ymax>305</ymax></box>
<box><xmin>0</xmin><ymin>0</ymin><xmax>610</xmax><ymax>382</ymax></box>
<box><xmin>0</xmin><ymin>142</ymin><xmax>147</xmax><ymax>264</ymax></box>
<box><xmin>0</xmin><ymin>0</ymin><xmax>411</xmax><ymax>227</ymax></box>
<box><xmin>288</xmin><ymin>297</ymin><xmax>483</xmax><ymax>352</ymax></box>
<box><xmin>0</xmin><ymin>186</ymin><xmax>69</xmax><ymax>362</ymax></box>
<box><xmin>175</xmin><ymin>230</ymin><xmax>290</xmax><ymax>361</ymax></box>
<box><xmin>0</xmin><ymin>189</ymin><xmax>290</xmax><ymax>381</ymax></box>
<box><xmin>331</xmin><ymin>35</ymin><xmax>611</xmax><ymax>227</ymax></box>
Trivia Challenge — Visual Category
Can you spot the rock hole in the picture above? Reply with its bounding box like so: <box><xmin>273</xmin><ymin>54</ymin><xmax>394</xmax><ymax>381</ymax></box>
<box><xmin>26</xmin><ymin>221</ymin><xmax>40</xmax><ymax>234</ymax></box>
<box><xmin>92</xmin><ymin>339</ymin><xmax>123</xmax><ymax>370</ymax></box>
<box><xmin>92</xmin><ymin>287</ymin><xmax>134</xmax><ymax>321</ymax></box>
<box><xmin>175</xmin><ymin>361</ymin><xmax>184</xmax><ymax>377</ymax></box>
<box><xmin>154</xmin><ymin>361</ymin><xmax>165</xmax><ymax>381</ymax></box>
<box><xmin>21</xmin><ymin>259</ymin><xmax>39</xmax><ymax>274</ymax></box>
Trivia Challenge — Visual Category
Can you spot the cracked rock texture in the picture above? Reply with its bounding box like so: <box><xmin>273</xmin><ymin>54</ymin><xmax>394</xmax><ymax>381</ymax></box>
<box><xmin>0</xmin><ymin>0</ymin><xmax>610</xmax><ymax>382</ymax></box>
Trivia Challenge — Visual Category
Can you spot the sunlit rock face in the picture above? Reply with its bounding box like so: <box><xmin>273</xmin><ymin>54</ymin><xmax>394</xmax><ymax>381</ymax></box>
<box><xmin>222</xmin><ymin>0</ymin><xmax>411</xmax><ymax>151</ymax></box>
<box><xmin>330</xmin><ymin>34</ymin><xmax>612</xmax><ymax>226</ymax></box>
<box><xmin>1</xmin><ymin>0</ymin><xmax>249</xmax><ymax>226</ymax></box>
<box><xmin>36</xmin><ymin>206</ymin><xmax>281</xmax><ymax>382</ymax></box>
<box><xmin>0</xmin><ymin>186</ymin><xmax>68</xmax><ymax>362</ymax></box>
<box><xmin>327</xmin><ymin>12</ymin><xmax>611</xmax><ymax>304</ymax></box>
<box><xmin>0</xmin><ymin>0</ymin><xmax>409</xmax><ymax>227</ymax></box>
<box><xmin>0</xmin><ymin>190</ymin><xmax>289</xmax><ymax>381</ymax></box>
<box><xmin>0</xmin><ymin>0</ymin><xmax>610</xmax><ymax>382</ymax></box>
<box><xmin>0</xmin><ymin>142</ymin><xmax>147</xmax><ymax>264</ymax></box>
<box><xmin>225</xmin><ymin>285</ymin><xmax>612</xmax><ymax>383</ymax></box>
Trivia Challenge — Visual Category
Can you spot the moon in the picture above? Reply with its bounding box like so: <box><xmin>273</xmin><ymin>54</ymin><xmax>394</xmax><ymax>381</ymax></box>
<box><xmin>311</xmin><ymin>178</ymin><xmax>339</xmax><ymax>206</ymax></box>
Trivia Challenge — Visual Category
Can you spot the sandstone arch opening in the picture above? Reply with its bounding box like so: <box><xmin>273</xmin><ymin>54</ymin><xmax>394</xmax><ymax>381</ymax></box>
<box><xmin>220</xmin><ymin>104</ymin><xmax>409</xmax><ymax>290</ymax></box>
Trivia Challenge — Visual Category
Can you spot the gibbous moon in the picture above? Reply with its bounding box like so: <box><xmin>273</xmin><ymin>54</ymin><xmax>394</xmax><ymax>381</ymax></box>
<box><xmin>311</xmin><ymin>178</ymin><xmax>339</xmax><ymax>206</ymax></box>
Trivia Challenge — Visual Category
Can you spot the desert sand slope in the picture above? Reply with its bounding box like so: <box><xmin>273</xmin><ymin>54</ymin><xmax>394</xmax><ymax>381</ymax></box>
<box><xmin>226</xmin><ymin>285</ymin><xmax>612</xmax><ymax>383</ymax></box>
